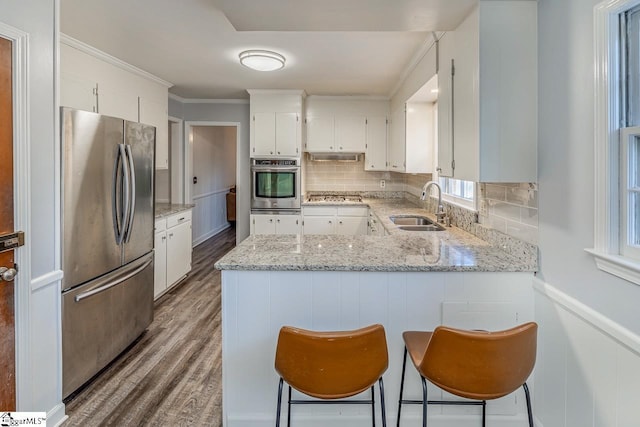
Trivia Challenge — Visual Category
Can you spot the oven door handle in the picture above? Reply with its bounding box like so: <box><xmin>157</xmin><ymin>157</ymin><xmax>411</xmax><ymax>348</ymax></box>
<box><xmin>252</xmin><ymin>167</ymin><xmax>300</xmax><ymax>172</ymax></box>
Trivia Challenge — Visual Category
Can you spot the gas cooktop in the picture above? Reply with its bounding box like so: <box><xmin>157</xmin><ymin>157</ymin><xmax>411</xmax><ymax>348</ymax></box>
<box><xmin>307</xmin><ymin>194</ymin><xmax>363</xmax><ymax>203</ymax></box>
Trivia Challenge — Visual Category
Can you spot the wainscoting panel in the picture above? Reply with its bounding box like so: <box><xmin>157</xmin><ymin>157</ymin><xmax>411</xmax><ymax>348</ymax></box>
<box><xmin>192</xmin><ymin>188</ymin><xmax>231</xmax><ymax>246</ymax></box>
<box><xmin>533</xmin><ymin>278</ymin><xmax>640</xmax><ymax>427</ymax></box>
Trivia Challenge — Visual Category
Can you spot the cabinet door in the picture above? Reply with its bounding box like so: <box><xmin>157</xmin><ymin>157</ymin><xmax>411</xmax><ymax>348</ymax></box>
<box><xmin>275</xmin><ymin>113</ymin><xmax>300</xmax><ymax>156</ymax></box>
<box><xmin>336</xmin><ymin>216</ymin><xmax>368</xmax><ymax>236</ymax></box>
<box><xmin>275</xmin><ymin>215</ymin><xmax>301</xmax><ymax>234</ymax></box>
<box><xmin>252</xmin><ymin>112</ymin><xmax>276</xmax><ymax>156</ymax></box>
<box><xmin>139</xmin><ymin>97</ymin><xmax>169</xmax><ymax>170</ymax></box>
<box><xmin>437</xmin><ymin>32</ymin><xmax>455</xmax><ymax>178</ymax></box>
<box><xmin>252</xmin><ymin>214</ymin><xmax>277</xmax><ymax>235</ymax></box>
<box><xmin>305</xmin><ymin>116</ymin><xmax>334</xmax><ymax>152</ymax></box>
<box><xmin>388</xmin><ymin>107</ymin><xmax>406</xmax><ymax>172</ymax></box>
<box><xmin>166</xmin><ymin>221</ymin><xmax>192</xmax><ymax>286</ymax></box>
<box><xmin>405</xmin><ymin>102</ymin><xmax>434</xmax><ymax>174</ymax></box>
<box><xmin>303</xmin><ymin>216</ymin><xmax>335</xmax><ymax>235</ymax></box>
<box><xmin>97</xmin><ymin>83</ymin><xmax>139</xmax><ymax>122</ymax></box>
<box><xmin>365</xmin><ymin>116</ymin><xmax>387</xmax><ymax>171</ymax></box>
<box><xmin>153</xmin><ymin>231</ymin><xmax>167</xmax><ymax>299</ymax></box>
<box><xmin>335</xmin><ymin>116</ymin><xmax>366</xmax><ymax>152</ymax></box>
<box><xmin>60</xmin><ymin>72</ymin><xmax>97</xmax><ymax>112</ymax></box>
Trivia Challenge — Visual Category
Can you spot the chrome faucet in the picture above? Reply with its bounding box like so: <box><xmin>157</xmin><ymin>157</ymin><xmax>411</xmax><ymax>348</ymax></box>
<box><xmin>421</xmin><ymin>181</ymin><xmax>446</xmax><ymax>223</ymax></box>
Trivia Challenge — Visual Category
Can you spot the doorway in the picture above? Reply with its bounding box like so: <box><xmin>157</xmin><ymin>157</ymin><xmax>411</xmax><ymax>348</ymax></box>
<box><xmin>184</xmin><ymin>122</ymin><xmax>239</xmax><ymax>246</ymax></box>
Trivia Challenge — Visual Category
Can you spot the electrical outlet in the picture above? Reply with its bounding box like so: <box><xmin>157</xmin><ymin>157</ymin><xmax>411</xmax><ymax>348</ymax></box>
<box><xmin>379</xmin><ymin>180</ymin><xmax>386</xmax><ymax>189</ymax></box>
<box><xmin>479</xmin><ymin>200</ymin><xmax>488</xmax><ymax>216</ymax></box>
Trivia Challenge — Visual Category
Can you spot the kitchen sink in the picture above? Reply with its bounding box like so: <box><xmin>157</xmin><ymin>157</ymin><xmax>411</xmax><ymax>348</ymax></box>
<box><xmin>389</xmin><ymin>215</ymin><xmax>445</xmax><ymax>231</ymax></box>
<box><xmin>398</xmin><ymin>225</ymin><xmax>445</xmax><ymax>232</ymax></box>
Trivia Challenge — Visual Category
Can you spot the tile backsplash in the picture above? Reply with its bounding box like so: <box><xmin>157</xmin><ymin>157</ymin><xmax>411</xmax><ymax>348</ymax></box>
<box><xmin>303</xmin><ymin>158</ymin><xmax>539</xmax><ymax>245</ymax></box>
<box><xmin>478</xmin><ymin>183</ymin><xmax>538</xmax><ymax>245</ymax></box>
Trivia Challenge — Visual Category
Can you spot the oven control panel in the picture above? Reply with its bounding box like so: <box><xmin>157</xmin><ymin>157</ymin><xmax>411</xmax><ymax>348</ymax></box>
<box><xmin>253</xmin><ymin>159</ymin><xmax>298</xmax><ymax>166</ymax></box>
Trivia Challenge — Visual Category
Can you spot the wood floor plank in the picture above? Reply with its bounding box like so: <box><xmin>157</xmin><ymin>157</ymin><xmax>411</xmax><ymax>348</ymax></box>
<box><xmin>64</xmin><ymin>226</ymin><xmax>235</xmax><ymax>426</ymax></box>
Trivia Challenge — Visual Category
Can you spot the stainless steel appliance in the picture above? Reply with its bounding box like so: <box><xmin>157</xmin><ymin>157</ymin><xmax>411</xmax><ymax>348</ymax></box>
<box><xmin>61</xmin><ymin>108</ymin><xmax>155</xmax><ymax>398</ymax></box>
<box><xmin>251</xmin><ymin>158</ymin><xmax>301</xmax><ymax>211</ymax></box>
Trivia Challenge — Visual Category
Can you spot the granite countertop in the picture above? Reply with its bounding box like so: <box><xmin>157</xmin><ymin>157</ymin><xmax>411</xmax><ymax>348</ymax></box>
<box><xmin>155</xmin><ymin>203</ymin><xmax>194</xmax><ymax>219</ymax></box>
<box><xmin>215</xmin><ymin>198</ymin><xmax>537</xmax><ymax>273</ymax></box>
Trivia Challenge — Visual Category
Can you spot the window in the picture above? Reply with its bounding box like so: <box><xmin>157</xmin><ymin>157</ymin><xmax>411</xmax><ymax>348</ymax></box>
<box><xmin>589</xmin><ymin>0</ymin><xmax>640</xmax><ymax>285</ymax></box>
<box><xmin>438</xmin><ymin>177</ymin><xmax>475</xmax><ymax>210</ymax></box>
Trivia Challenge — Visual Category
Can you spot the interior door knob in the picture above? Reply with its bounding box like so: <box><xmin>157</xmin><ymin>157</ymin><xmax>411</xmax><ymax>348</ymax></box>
<box><xmin>0</xmin><ymin>267</ymin><xmax>18</xmax><ymax>282</ymax></box>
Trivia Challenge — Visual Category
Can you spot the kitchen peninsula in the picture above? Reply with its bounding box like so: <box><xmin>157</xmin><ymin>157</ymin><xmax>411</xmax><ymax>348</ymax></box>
<box><xmin>215</xmin><ymin>198</ymin><xmax>538</xmax><ymax>427</ymax></box>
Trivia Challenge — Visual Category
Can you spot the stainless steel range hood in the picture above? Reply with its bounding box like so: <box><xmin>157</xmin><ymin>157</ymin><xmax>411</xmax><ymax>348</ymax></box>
<box><xmin>307</xmin><ymin>153</ymin><xmax>361</xmax><ymax>162</ymax></box>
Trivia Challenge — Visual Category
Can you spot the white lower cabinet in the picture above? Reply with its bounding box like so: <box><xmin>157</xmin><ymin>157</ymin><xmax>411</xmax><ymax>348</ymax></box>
<box><xmin>154</xmin><ymin>210</ymin><xmax>193</xmax><ymax>300</ymax></box>
<box><xmin>303</xmin><ymin>206</ymin><xmax>368</xmax><ymax>235</ymax></box>
<box><xmin>251</xmin><ymin>214</ymin><xmax>302</xmax><ymax>235</ymax></box>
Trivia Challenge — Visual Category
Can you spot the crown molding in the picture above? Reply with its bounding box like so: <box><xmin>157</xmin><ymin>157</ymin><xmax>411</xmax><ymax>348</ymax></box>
<box><xmin>169</xmin><ymin>92</ymin><xmax>249</xmax><ymax>104</ymax></box>
<box><xmin>388</xmin><ymin>33</ymin><xmax>440</xmax><ymax>100</ymax></box>
<box><xmin>305</xmin><ymin>94</ymin><xmax>389</xmax><ymax>101</ymax></box>
<box><xmin>60</xmin><ymin>33</ymin><xmax>173</xmax><ymax>88</ymax></box>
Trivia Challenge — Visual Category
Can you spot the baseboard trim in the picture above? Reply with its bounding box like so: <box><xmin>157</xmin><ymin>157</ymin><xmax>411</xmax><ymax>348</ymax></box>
<box><xmin>533</xmin><ymin>276</ymin><xmax>640</xmax><ymax>355</ymax></box>
<box><xmin>193</xmin><ymin>223</ymin><xmax>231</xmax><ymax>247</ymax></box>
<box><xmin>48</xmin><ymin>402</ymin><xmax>67</xmax><ymax>427</ymax></box>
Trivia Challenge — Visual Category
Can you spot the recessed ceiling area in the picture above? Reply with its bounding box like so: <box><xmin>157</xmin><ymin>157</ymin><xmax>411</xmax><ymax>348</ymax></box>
<box><xmin>60</xmin><ymin>0</ymin><xmax>477</xmax><ymax>99</ymax></box>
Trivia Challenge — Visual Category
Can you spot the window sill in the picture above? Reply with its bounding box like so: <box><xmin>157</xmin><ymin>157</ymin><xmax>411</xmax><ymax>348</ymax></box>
<box><xmin>585</xmin><ymin>248</ymin><xmax>640</xmax><ymax>286</ymax></box>
<box><xmin>441</xmin><ymin>194</ymin><xmax>477</xmax><ymax>212</ymax></box>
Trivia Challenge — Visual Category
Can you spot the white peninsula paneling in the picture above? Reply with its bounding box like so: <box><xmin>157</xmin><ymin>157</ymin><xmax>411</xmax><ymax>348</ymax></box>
<box><xmin>222</xmin><ymin>270</ymin><xmax>534</xmax><ymax>427</ymax></box>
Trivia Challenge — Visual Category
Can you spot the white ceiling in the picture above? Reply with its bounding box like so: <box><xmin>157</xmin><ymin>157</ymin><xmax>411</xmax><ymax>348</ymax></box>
<box><xmin>60</xmin><ymin>0</ymin><xmax>477</xmax><ymax>100</ymax></box>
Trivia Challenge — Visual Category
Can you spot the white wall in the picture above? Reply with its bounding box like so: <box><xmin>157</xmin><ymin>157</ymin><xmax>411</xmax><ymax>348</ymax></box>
<box><xmin>536</xmin><ymin>0</ymin><xmax>640</xmax><ymax>424</ymax></box>
<box><xmin>169</xmin><ymin>99</ymin><xmax>250</xmax><ymax>244</ymax></box>
<box><xmin>191</xmin><ymin>126</ymin><xmax>236</xmax><ymax>245</ymax></box>
<box><xmin>0</xmin><ymin>0</ymin><xmax>65</xmax><ymax>424</ymax></box>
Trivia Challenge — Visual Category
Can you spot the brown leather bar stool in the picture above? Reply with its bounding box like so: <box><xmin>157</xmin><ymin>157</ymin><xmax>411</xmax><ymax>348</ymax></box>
<box><xmin>396</xmin><ymin>322</ymin><xmax>537</xmax><ymax>427</ymax></box>
<box><xmin>274</xmin><ymin>324</ymin><xmax>389</xmax><ymax>427</ymax></box>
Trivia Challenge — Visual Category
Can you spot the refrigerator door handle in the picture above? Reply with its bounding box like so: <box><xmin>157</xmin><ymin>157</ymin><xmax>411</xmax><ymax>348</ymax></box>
<box><xmin>120</xmin><ymin>143</ymin><xmax>132</xmax><ymax>243</ymax></box>
<box><xmin>123</xmin><ymin>144</ymin><xmax>136</xmax><ymax>243</ymax></box>
<box><xmin>73</xmin><ymin>253</ymin><xmax>153</xmax><ymax>303</ymax></box>
<box><xmin>112</xmin><ymin>144</ymin><xmax>128</xmax><ymax>245</ymax></box>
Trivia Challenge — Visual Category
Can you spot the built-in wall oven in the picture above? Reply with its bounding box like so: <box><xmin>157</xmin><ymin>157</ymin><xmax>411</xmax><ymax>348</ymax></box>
<box><xmin>251</xmin><ymin>158</ymin><xmax>301</xmax><ymax>212</ymax></box>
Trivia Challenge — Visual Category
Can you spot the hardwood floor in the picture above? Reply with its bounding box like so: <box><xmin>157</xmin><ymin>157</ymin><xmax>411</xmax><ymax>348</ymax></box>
<box><xmin>64</xmin><ymin>226</ymin><xmax>236</xmax><ymax>426</ymax></box>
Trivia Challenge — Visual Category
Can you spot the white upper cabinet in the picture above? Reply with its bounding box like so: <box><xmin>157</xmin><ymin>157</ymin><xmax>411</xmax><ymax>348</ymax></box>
<box><xmin>139</xmin><ymin>97</ymin><xmax>169</xmax><ymax>169</ymax></box>
<box><xmin>438</xmin><ymin>1</ymin><xmax>537</xmax><ymax>182</ymax></box>
<box><xmin>364</xmin><ymin>116</ymin><xmax>388</xmax><ymax>171</ymax></box>
<box><xmin>306</xmin><ymin>115</ymin><xmax>366</xmax><ymax>153</ymax></box>
<box><xmin>249</xmin><ymin>90</ymin><xmax>305</xmax><ymax>158</ymax></box>
<box><xmin>60</xmin><ymin>72</ymin><xmax>97</xmax><ymax>113</ymax></box>
<box><xmin>59</xmin><ymin>36</ymin><xmax>172</xmax><ymax>169</ymax></box>
<box><xmin>388</xmin><ymin>106</ymin><xmax>406</xmax><ymax>172</ymax></box>
<box><xmin>305</xmin><ymin>97</ymin><xmax>388</xmax><ymax>156</ymax></box>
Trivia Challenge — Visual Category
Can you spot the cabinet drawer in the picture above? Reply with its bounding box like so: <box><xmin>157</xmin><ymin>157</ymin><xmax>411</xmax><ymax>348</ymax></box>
<box><xmin>337</xmin><ymin>206</ymin><xmax>368</xmax><ymax>217</ymax></box>
<box><xmin>154</xmin><ymin>218</ymin><xmax>167</xmax><ymax>233</ymax></box>
<box><xmin>303</xmin><ymin>206</ymin><xmax>337</xmax><ymax>216</ymax></box>
<box><xmin>167</xmin><ymin>210</ymin><xmax>192</xmax><ymax>228</ymax></box>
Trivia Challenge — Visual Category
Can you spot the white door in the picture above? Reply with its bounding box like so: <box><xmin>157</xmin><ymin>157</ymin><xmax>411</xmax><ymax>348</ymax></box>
<box><xmin>166</xmin><ymin>221</ymin><xmax>192</xmax><ymax>286</ymax></box>
<box><xmin>275</xmin><ymin>113</ymin><xmax>299</xmax><ymax>156</ymax></box>
<box><xmin>306</xmin><ymin>116</ymin><xmax>334</xmax><ymax>152</ymax></box>
<box><xmin>303</xmin><ymin>216</ymin><xmax>335</xmax><ymax>235</ymax></box>
<box><xmin>335</xmin><ymin>116</ymin><xmax>366</xmax><ymax>152</ymax></box>
<box><xmin>153</xmin><ymin>231</ymin><xmax>167</xmax><ymax>299</ymax></box>
<box><xmin>337</xmin><ymin>216</ymin><xmax>368</xmax><ymax>235</ymax></box>
<box><xmin>275</xmin><ymin>215</ymin><xmax>301</xmax><ymax>234</ymax></box>
<box><xmin>365</xmin><ymin>116</ymin><xmax>387</xmax><ymax>171</ymax></box>
<box><xmin>252</xmin><ymin>112</ymin><xmax>276</xmax><ymax>156</ymax></box>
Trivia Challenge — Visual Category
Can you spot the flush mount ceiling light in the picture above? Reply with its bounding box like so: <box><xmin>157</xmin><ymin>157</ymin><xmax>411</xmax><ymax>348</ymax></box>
<box><xmin>239</xmin><ymin>50</ymin><xmax>285</xmax><ymax>71</ymax></box>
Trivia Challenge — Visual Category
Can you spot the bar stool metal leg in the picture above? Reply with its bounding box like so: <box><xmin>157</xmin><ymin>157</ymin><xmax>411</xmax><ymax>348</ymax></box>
<box><xmin>396</xmin><ymin>347</ymin><xmax>408</xmax><ymax>427</ymax></box>
<box><xmin>379</xmin><ymin>378</ymin><xmax>387</xmax><ymax>427</ymax></box>
<box><xmin>482</xmin><ymin>400</ymin><xmax>486</xmax><ymax>427</ymax></box>
<box><xmin>371</xmin><ymin>385</ymin><xmax>376</xmax><ymax>427</ymax></box>
<box><xmin>420</xmin><ymin>376</ymin><xmax>428</xmax><ymax>427</ymax></box>
<box><xmin>523</xmin><ymin>383</ymin><xmax>534</xmax><ymax>427</ymax></box>
<box><xmin>287</xmin><ymin>385</ymin><xmax>292</xmax><ymax>427</ymax></box>
<box><xmin>276</xmin><ymin>378</ymin><xmax>284</xmax><ymax>427</ymax></box>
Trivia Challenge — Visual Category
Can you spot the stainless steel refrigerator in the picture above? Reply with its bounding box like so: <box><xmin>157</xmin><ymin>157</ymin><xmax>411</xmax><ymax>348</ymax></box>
<box><xmin>61</xmin><ymin>108</ymin><xmax>155</xmax><ymax>398</ymax></box>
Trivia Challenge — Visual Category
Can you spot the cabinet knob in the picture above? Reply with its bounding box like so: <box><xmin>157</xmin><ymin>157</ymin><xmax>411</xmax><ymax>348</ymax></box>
<box><xmin>277</xmin><ymin>151</ymin><xmax>281</xmax><ymax>154</ymax></box>
<box><xmin>162</xmin><ymin>236</ymin><xmax>166</xmax><ymax>241</ymax></box>
<box><xmin>277</xmin><ymin>219</ymin><xmax>280</xmax><ymax>223</ymax></box>
<box><xmin>339</xmin><ymin>146</ymin><xmax>343</xmax><ymax>150</ymax></box>
<box><xmin>270</xmin><ymin>151</ymin><xmax>273</xmax><ymax>154</ymax></box>
<box><xmin>269</xmin><ymin>219</ymin><xmax>273</xmax><ymax>223</ymax></box>
<box><xmin>329</xmin><ymin>146</ymin><xmax>333</xmax><ymax>150</ymax></box>
<box><xmin>169</xmin><ymin>233</ymin><xmax>174</xmax><ymax>237</ymax></box>
<box><xmin>328</xmin><ymin>220</ymin><xmax>332</xmax><ymax>224</ymax></box>
<box><xmin>339</xmin><ymin>221</ymin><xmax>343</xmax><ymax>224</ymax></box>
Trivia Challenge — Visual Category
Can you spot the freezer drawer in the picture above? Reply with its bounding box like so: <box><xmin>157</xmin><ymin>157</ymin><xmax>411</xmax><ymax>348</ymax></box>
<box><xmin>62</xmin><ymin>253</ymin><xmax>154</xmax><ymax>398</ymax></box>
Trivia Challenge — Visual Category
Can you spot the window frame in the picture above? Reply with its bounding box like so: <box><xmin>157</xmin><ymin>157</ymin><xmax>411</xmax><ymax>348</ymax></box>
<box><xmin>438</xmin><ymin>177</ymin><xmax>477</xmax><ymax>211</ymax></box>
<box><xmin>588</xmin><ymin>0</ymin><xmax>640</xmax><ymax>285</ymax></box>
